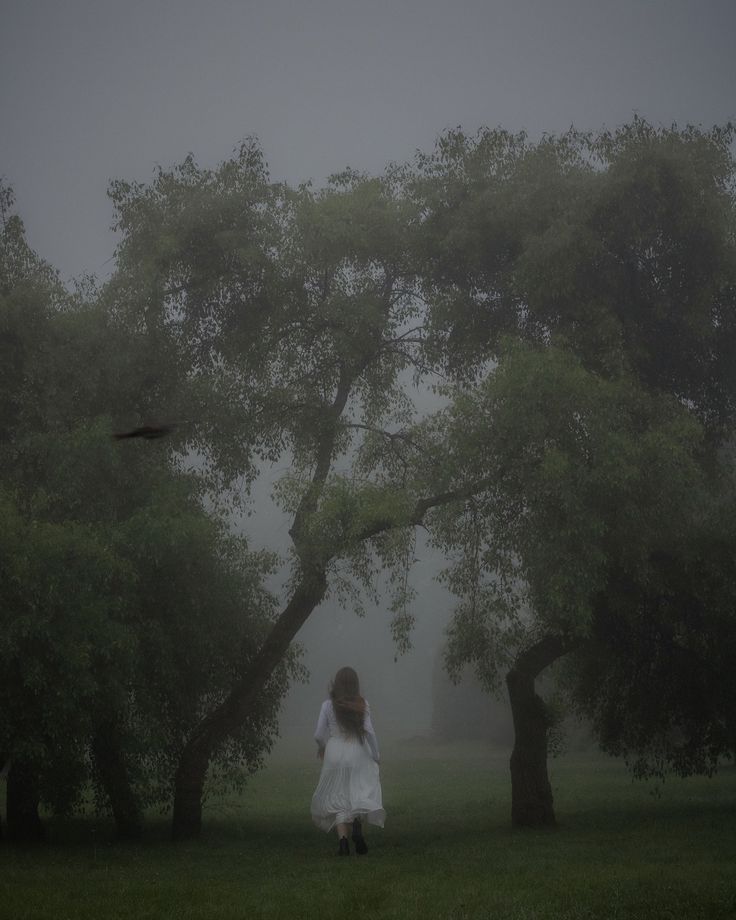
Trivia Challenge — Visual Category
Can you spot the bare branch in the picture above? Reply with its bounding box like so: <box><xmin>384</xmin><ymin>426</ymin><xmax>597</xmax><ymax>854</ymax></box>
<box><xmin>341</xmin><ymin>422</ymin><xmax>418</xmax><ymax>445</ymax></box>
<box><xmin>389</xmin><ymin>325</ymin><xmax>426</xmax><ymax>343</ymax></box>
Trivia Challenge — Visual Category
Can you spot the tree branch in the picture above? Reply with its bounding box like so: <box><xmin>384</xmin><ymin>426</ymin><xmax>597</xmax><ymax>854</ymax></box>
<box><xmin>350</xmin><ymin>475</ymin><xmax>499</xmax><ymax>545</ymax></box>
<box><xmin>513</xmin><ymin>634</ymin><xmax>585</xmax><ymax>680</ymax></box>
<box><xmin>288</xmin><ymin>365</ymin><xmax>355</xmax><ymax>557</ymax></box>
<box><xmin>341</xmin><ymin>422</ymin><xmax>418</xmax><ymax>446</ymax></box>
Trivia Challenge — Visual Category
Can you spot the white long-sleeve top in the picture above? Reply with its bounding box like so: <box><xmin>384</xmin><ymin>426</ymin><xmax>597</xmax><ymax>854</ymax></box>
<box><xmin>314</xmin><ymin>699</ymin><xmax>380</xmax><ymax>763</ymax></box>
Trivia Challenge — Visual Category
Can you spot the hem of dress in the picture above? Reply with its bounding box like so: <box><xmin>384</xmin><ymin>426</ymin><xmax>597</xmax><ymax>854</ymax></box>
<box><xmin>311</xmin><ymin>807</ymin><xmax>386</xmax><ymax>833</ymax></box>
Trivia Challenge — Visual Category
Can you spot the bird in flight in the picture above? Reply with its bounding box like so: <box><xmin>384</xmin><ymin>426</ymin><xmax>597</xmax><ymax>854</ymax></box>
<box><xmin>112</xmin><ymin>424</ymin><xmax>176</xmax><ymax>441</ymax></box>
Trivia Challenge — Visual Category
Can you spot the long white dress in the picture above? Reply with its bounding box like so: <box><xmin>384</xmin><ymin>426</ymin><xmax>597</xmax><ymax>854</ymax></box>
<box><xmin>310</xmin><ymin>699</ymin><xmax>385</xmax><ymax>832</ymax></box>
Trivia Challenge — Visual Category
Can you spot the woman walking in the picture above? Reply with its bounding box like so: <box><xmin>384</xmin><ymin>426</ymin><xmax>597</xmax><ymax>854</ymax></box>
<box><xmin>311</xmin><ymin>667</ymin><xmax>385</xmax><ymax>856</ymax></box>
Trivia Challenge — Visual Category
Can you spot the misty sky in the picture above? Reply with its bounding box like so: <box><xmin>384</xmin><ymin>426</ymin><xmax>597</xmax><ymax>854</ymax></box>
<box><xmin>2</xmin><ymin>0</ymin><xmax>735</xmax><ymax>738</ymax></box>
<box><xmin>2</xmin><ymin>0</ymin><xmax>735</xmax><ymax>284</ymax></box>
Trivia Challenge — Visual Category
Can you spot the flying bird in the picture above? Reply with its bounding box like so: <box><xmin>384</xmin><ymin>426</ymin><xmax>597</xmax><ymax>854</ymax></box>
<box><xmin>112</xmin><ymin>424</ymin><xmax>176</xmax><ymax>441</ymax></box>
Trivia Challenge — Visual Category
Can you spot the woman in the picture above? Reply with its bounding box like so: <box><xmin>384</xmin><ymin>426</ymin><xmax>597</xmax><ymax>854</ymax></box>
<box><xmin>311</xmin><ymin>666</ymin><xmax>385</xmax><ymax>856</ymax></box>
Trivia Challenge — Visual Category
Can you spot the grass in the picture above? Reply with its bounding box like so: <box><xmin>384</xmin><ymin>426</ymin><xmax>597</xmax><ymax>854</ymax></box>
<box><xmin>2</xmin><ymin>740</ymin><xmax>735</xmax><ymax>919</ymax></box>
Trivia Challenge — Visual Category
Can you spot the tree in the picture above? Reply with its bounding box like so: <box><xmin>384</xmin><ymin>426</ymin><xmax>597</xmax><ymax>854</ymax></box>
<box><xmin>414</xmin><ymin>119</ymin><xmax>736</xmax><ymax>430</ymax></box>
<box><xmin>427</xmin><ymin>340</ymin><xmax>725</xmax><ymax>824</ymax></box>
<box><xmin>565</xmin><ymin>479</ymin><xmax>736</xmax><ymax>782</ymax></box>
<box><xmin>412</xmin><ymin>120</ymin><xmax>736</xmax><ymax>824</ymax></box>
<box><xmin>0</xmin><ymin>184</ymin><xmax>295</xmax><ymax>840</ymax></box>
<box><xmin>0</xmin><ymin>488</ymin><xmax>133</xmax><ymax>840</ymax></box>
<box><xmin>107</xmin><ymin>145</ymin><xmax>489</xmax><ymax>838</ymax></box>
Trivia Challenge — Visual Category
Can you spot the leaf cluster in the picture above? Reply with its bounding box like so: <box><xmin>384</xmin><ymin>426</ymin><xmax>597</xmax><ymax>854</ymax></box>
<box><xmin>0</xmin><ymin>189</ymin><xmax>296</xmax><ymax>815</ymax></box>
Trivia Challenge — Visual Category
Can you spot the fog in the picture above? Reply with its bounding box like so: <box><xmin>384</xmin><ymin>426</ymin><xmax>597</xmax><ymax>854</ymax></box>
<box><xmin>2</xmin><ymin>0</ymin><xmax>734</xmax><ymax>284</ymax></box>
<box><xmin>277</xmin><ymin>536</ymin><xmax>455</xmax><ymax>741</ymax></box>
<box><xmin>3</xmin><ymin>0</ymin><xmax>733</xmax><ymax>752</ymax></box>
<box><xmin>232</xmin><ymin>375</ymin><xmax>491</xmax><ymax>745</ymax></box>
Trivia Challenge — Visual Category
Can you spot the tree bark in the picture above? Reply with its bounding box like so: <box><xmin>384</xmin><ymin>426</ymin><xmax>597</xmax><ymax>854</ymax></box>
<box><xmin>6</xmin><ymin>760</ymin><xmax>45</xmax><ymax>843</ymax></box>
<box><xmin>91</xmin><ymin>720</ymin><xmax>143</xmax><ymax>840</ymax></box>
<box><xmin>0</xmin><ymin>752</ymin><xmax>6</xmax><ymax>842</ymax></box>
<box><xmin>171</xmin><ymin>569</ymin><xmax>328</xmax><ymax>840</ymax></box>
<box><xmin>506</xmin><ymin>634</ymin><xmax>580</xmax><ymax>828</ymax></box>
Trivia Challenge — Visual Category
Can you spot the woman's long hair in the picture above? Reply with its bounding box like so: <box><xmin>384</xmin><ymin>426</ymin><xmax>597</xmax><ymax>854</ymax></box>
<box><xmin>330</xmin><ymin>667</ymin><xmax>366</xmax><ymax>741</ymax></box>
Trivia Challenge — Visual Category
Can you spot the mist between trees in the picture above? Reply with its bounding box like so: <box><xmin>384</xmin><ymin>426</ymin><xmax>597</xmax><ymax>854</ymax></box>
<box><xmin>1</xmin><ymin>118</ymin><xmax>735</xmax><ymax>843</ymax></box>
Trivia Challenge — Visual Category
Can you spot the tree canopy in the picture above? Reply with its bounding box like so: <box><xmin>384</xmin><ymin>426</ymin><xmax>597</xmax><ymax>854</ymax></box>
<box><xmin>0</xmin><ymin>183</ymin><xmax>297</xmax><ymax>840</ymax></box>
<box><xmin>2</xmin><ymin>117</ymin><xmax>735</xmax><ymax>838</ymax></box>
<box><xmin>411</xmin><ymin>121</ymin><xmax>736</xmax><ymax>818</ymax></box>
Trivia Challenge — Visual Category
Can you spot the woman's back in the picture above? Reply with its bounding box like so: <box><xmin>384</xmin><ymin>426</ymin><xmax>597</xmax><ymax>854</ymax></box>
<box><xmin>311</xmin><ymin>672</ymin><xmax>385</xmax><ymax>845</ymax></box>
<box><xmin>314</xmin><ymin>698</ymin><xmax>380</xmax><ymax>762</ymax></box>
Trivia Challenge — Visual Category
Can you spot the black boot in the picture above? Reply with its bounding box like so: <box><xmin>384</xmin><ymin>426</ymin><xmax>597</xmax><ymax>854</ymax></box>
<box><xmin>338</xmin><ymin>836</ymin><xmax>350</xmax><ymax>856</ymax></box>
<box><xmin>352</xmin><ymin>818</ymin><xmax>368</xmax><ymax>855</ymax></box>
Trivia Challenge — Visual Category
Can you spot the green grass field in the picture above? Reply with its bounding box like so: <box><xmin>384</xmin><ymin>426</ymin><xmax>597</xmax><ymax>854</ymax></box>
<box><xmin>2</xmin><ymin>740</ymin><xmax>735</xmax><ymax>919</ymax></box>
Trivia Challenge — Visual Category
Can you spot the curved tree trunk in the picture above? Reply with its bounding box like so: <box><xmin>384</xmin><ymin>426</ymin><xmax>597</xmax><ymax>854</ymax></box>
<box><xmin>506</xmin><ymin>635</ymin><xmax>580</xmax><ymax>828</ymax></box>
<box><xmin>91</xmin><ymin>720</ymin><xmax>143</xmax><ymax>840</ymax></box>
<box><xmin>169</xmin><ymin>348</ymin><xmax>494</xmax><ymax>840</ymax></box>
<box><xmin>6</xmin><ymin>760</ymin><xmax>45</xmax><ymax>843</ymax></box>
<box><xmin>171</xmin><ymin>570</ymin><xmax>327</xmax><ymax>840</ymax></box>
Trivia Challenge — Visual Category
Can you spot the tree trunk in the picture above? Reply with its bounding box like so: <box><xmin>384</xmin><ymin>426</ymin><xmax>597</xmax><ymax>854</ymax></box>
<box><xmin>507</xmin><ymin>664</ymin><xmax>555</xmax><ymax>826</ymax></box>
<box><xmin>171</xmin><ymin>743</ymin><xmax>210</xmax><ymax>842</ymax></box>
<box><xmin>6</xmin><ymin>761</ymin><xmax>45</xmax><ymax>843</ymax></box>
<box><xmin>91</xmin><ymin>720</ymin><xmax>143</xmax><ymax>840</ymax></box>
<box><xmin>0</xmin><ymin>752</ymin><xmax>6</xmax><ymax>842</ymax></box>
<box><xmin>506</xmin><ymin>635</ymin><xmax>580</xmax><ymax>828</ymax></box>
<box><xmin>171</xmin><ymin>570</ymin><xmax>327</xmax><ymax>840</ymax></box>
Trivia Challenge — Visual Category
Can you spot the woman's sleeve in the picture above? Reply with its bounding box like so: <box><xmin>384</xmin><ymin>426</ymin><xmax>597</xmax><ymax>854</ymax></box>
<box><xmin>363</xmin><ymin>702</ymin><xmax>380</xmax><ymax>763</ymax></box>
<box><xmin>314</xmin><ymin>701</ymin><xmax>329</xmax><ymax>748</ymax></box>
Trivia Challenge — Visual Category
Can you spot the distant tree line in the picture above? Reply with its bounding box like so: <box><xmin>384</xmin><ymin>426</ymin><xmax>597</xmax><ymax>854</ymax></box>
<box><xmin>1</xmin><ymin>117</ymin><xmax>735</xmax><ymax>841</ymax></box>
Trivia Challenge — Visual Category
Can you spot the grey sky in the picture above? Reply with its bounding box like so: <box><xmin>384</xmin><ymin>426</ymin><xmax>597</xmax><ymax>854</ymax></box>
<box><xmin>2</xmin><ymin>0</ymin><xmax>734</xmax><ymax>283</ymax></box>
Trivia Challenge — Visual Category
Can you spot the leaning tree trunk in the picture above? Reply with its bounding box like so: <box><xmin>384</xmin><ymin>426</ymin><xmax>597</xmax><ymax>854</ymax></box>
<box><xmin>91</xmin><ymin>719</ymin><xmax>143</xmax><ymax>840</ymax></box>
<box><xmin>506</xmin><ymin>634</ymin><xmax>580</xmax><ymax>828</ymax></box>
<box><xmin>6</xmin><ymin>761</ymin><xmax>45</xmax><ymax>843</ymax></box>
<box><xmin>171</xmin><ymin>571</ymin><xmax>328</xmax><ymax>840</ymax></box>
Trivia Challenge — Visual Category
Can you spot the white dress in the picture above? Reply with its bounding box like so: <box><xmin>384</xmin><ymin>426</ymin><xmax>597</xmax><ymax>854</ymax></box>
<box><xmin>310</xmin><ymin>699</ymin><xmax>385</xmax><ymax>832</ymax></box>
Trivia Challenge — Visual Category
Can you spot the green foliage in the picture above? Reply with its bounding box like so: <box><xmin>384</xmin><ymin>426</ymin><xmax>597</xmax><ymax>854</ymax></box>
<box><xmin>108</xmin><ymin>146</ymin><xmax>423</xmax><ymax>500</ymax></box>
<box><xmin>108</xmin><ymin>481</ymin><xmax>289</xmax><ymax>806</ymax></box>
<box><xmin>433</xmin><ymin>343</ymin><xmax>705</xmax><ymax>689</ymax></box>
<box><xmin>4</xmin><ymin>114</ymin><xmax>735</xmax><ymax>829</ymax></box>
<box><xmin>415</xmin><ymin>120</ymin><xmax>736</xmax><ymax>430</ymax></box>
<box><xmin>106</xmin><ymin>144</ymin><xmax>443</xmax><ymax>709</ymax></box>
<box><xmin>565</xmin><ymin>476</ymin><xmax>736</xmax><ymax>779</ymax></box>
<box><xmin>0</xmin><ymin>184</ymin><xmax>297</xmax><ymax>819</ymax></box>
<box><xmin>106</xmin><ymin>124</ymin><xmax>736</xmax><ymax>793</ymax></box>
<box><xmin>0</xmin><ymin>489</ymin><xmax>134</xmax><ymax>812</ymax></box>
<box><xmin>413</xmin><ymin>121</ymin><xmax>736</xmax><ymax>777</ymax></box>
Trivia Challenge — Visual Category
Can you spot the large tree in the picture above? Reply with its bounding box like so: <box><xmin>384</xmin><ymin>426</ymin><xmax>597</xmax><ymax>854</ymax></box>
<box><xmin>0</xmin><ymin>184</ymin><xmax>294</xmax><ymax>840</ymax></box>
<box><xmin>412</xmin><ymin>119</ymin><xmax>736</xmax><ymax>824</ymax></box>
<box><xmin>107</xmin><ymin>146</ymin><xmax>486</xmax><ymax>838</ymax></box>
<box><xmin>426</xmin><ymin>340</ymin><xmax>734</xmax><ymax>824</ymax></box>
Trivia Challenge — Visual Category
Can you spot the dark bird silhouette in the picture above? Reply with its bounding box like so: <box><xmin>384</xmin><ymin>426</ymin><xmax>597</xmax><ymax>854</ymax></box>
<box><xmin>112</xmin><ymin>424</ymin><xmax>176</xmax><ymax>441</ymax></box>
